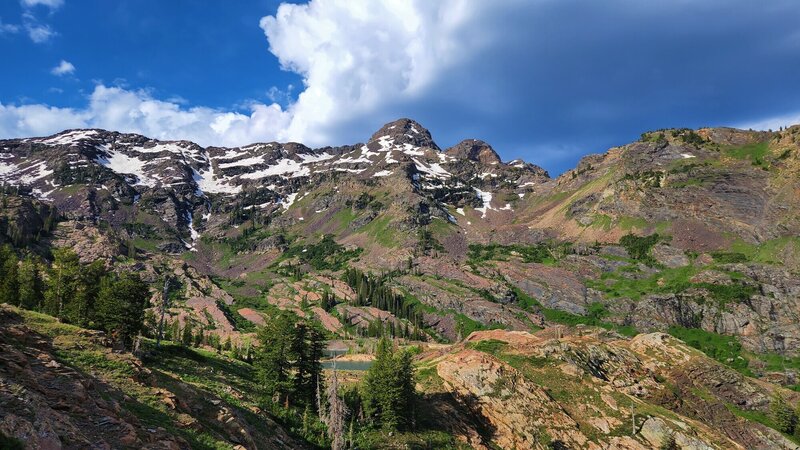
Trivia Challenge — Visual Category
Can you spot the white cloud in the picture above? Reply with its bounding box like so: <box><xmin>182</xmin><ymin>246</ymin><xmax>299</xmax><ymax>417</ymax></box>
<box><xmin>0</xmin><ymin>18</ymin><xmax>20</xmax><ymax>34</ymax></box>
<box><xmin>738</xmin><ymin>111</ymin><xmax>800</xmax><ymax>132</ymax></box>
<box><xmin>0</xmin><ymin>0</ymin><xmax>499</xmax><ymax>147</ymax></box>
<box><xmin>22</xmin><ymin>12</ymin><xmax>56</xmax><ymax>43</ymax></box>
<box><xmin>259</xmin><ymin>0</ymin><xmax>494</xmax><ymax>145</ymax></box>
<box><xmin>21</xmin><ymin>0</ymin><xmax>64</xmax><ymax>9</ymax></box>
<box><xmin>50</xmin><ymin>60</ymin><xmax>75</xmax><ymax>76</ymax></box>
<box><xmin>0</xmin><ymin>85</ymin><xmax>291</xmax><ymax>147</ymax></box>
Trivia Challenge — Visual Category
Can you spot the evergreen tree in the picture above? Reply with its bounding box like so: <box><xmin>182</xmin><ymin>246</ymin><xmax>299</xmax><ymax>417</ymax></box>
<box><xmin>362</xmin><ymin>338</ymin><xmax>415</xmax><ymax>430</ymax></box>
<box><xmin>306</xmin><ymin>324</ymin><xmax>326</xmax><ymax>409</ymax></box>
<box><xmin>181</xmin><ymin>321</ymin><xmax>194</xmax><ymax>346</ymax></box>
<box><xmin>255</xmin><ymin>313</ymin><xmax>296</xmax><ymax>405</ymax></box>
<box><xmin>62</xmin><ymin>260</ymin><xmax>104</xmax><ymax>327</ymax></box>
<box><xmin>208</xmin><ymin>333</ymin><xmax>221</xmax><ymax>351</ymax></box>
<box><xmin>770</xmin><ymin>393</ymin><xmax>797</xmax><ymax>434</ymax></box>
<box><xmin>194</xmin><ymin>327</ymin><xmax>205</xmax><ymax>347</ymax></box>
<box><xmin>0</xmin><ymin>247</ymin><xmax>19</xmax><ymax>305</ymax></box>
<box><xmin>17</xmin><ymin>254</ymin><xmax>43</xmax><ymax>310</ymax></box>
<box><xmin>127</xmin><ymin>239</ymin><xmax>136</xmax><ymax>259</ymax></box>
<box><xmin>292</xmin><ymin>322</ymin><xmax>310</xmax><ymax>403</ymax></box>
<box><xmin>94</xmin><ymin>272</ymin><xmax>150</xmax><ymax>349</ymax></box>
<box><xmin>43</xmin><ymin>248</ymin><xmax>81</xmax><ymax>319</ymax></box>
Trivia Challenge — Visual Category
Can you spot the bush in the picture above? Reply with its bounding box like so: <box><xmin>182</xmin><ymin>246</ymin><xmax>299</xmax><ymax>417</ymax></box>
<box><xmin>619</xmin><ymin>233</ymin><xmax>660</xmax><ymax>261</ymax></box>
<box><xmin>710</xmin><ymin>252</ymin><xmax>749</xmax><ymax>264</ymax></box>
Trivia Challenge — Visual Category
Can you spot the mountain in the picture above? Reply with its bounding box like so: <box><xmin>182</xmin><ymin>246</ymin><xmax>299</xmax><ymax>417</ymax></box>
<box><xmin>1</xmin><ymin>119</ymin><xmax>800</xmax><ymax>448</ymax></box>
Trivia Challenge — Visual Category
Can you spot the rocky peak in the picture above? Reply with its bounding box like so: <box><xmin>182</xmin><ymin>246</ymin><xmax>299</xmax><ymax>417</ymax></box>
<box><xmin>445</xmin><ymin>139</ymin><xmax>502</xmax><ymax>165</ymax></box>
<box><xmin>367</xmin><ymin>118</ymin><xmax>439</xmax><ymax>150</ymax></box>
<box><xmin>507</xmin><ymin>159</ymin><xmax>551</xmax><ymax>178</ymax></box>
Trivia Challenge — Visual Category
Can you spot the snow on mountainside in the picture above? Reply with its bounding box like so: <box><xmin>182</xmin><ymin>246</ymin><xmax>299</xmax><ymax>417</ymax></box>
<box><xmin>0</xmin><ymin>119</ymin><xmax>552</xmax><ymax>245</ymax></box>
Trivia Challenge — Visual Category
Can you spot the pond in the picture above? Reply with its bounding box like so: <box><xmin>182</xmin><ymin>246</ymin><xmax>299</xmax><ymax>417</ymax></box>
<box><xmin>321</xmin><ymin>360</ymin><xmax>373</xmax><ymax>371</ymax></box>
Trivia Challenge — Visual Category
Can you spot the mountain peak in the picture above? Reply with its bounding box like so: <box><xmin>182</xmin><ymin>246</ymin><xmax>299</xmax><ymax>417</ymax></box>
<box><xmin>367</xmin><ymin>118</ymin><xmax>439</xmax><ymax>150</ymax></box>
<box><xmin>444</xmin><ymin>139</ymin><xmax>502</xmax><ymax>165</ymax></box>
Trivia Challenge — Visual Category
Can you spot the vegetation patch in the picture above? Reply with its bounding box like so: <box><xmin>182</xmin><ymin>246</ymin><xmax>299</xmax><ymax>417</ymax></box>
<box><xmin>278</xmin><ymin>234</ymin><xmax>362</xmax><ymax>271</ymax></box>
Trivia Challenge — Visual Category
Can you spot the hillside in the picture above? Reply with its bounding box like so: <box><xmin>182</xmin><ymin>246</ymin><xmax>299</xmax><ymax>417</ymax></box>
<box><xmin>1</xmin><ymin>119</ymin><xmax>800</xmax><ymax>448</ymax></box>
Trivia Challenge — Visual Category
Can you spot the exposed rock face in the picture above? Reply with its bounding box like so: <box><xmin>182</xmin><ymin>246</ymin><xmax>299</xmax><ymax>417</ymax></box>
<box><xmin>367</xmin><ymin>118</ymin><xmax>440</xmax><ymax>151</ymax></box>
<box><xmin>445</xmin><ymin>139</ymin><xmax>502</xmax><ymax>165</ymax></box>
<box><xmin>424</xmin><ymin>329</ymin><xmax>798</xmax><ymax>450</ymax></box>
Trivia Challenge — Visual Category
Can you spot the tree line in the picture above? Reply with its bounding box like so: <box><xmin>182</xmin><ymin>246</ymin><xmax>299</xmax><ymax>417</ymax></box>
<box><xmin>0</xmin><ymin>245</ymin><xmax>149</xmax><ymax>348</ymax></box>
<box><xmin>342</xmin><ymin>268</ymin><xmax>426</xmax><ymax>340</ymax></box>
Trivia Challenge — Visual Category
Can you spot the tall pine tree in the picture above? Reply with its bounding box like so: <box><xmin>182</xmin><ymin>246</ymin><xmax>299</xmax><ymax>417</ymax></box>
<box><xmin>94</xmin><ymin>272</ymin><xmax>150</xmax><ymax>349</ymax></box>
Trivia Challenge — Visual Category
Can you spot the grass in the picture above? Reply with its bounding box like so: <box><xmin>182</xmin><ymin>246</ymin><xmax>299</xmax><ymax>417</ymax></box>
<box><xmin>332</xmin><ymin>207</ymin><xmax>358</xmax><ymax>234</ymax></box>
<box><xmin>668</xmin><ymin>326</ymin><xmax>751</xmax><ymax>375</ymax></box>
<box><xmin>510</xmin><ymin>286</ymin><xmax>638</xmax><ymax>336</ymax></box>
<box><xmin>468</xmin><ymin>339</ymin><xmax>508</xmax><ymax>355</ymax></box>
<box><xmin>9</xmin><ymin>306</ymin><xmax>331</xmax><ymax>449</ymax></box>
<box><xmin>359</xmin><ymin>214</ymin><xmax>401</xmax><ymax>248</ymax></box>
<box><xmin>354</xmin><ymin>430</ymin><xmax>471</xmax><ymax>449</ymax></box>
<box><xmin>726</xmin><ymin>141</ymin><xmax>770</xmax><ymax>167</ymax></box>
<box><xmin>589</xmin><ymin>214</ymin><xmax>613</xmax><ymax>231</ymax></box>
<box><xmin>729</xmin><ymin>236</ymin><xmax>800</xmax><ymax>266</ymax></box>
<box><xmin>617</xmin><ymin>215</ymin><xmax>650</xmax><ymax>231</ymax></box>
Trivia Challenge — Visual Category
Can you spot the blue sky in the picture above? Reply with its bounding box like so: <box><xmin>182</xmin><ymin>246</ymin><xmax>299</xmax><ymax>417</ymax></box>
<box><xmin>2</xmin><ymin>0</ymin><xmax>800</xmax><ymax>175</ymax></box>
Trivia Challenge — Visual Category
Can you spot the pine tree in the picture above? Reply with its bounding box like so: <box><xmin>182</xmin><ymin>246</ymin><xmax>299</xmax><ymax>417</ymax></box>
<box><xmin>127</xmin><ymin>239</ymin><xmax>136</xmax><ymax>259</ymax></box>
<box><xmin>181</xmin><ymin>321</ymin><xmax>194</xmax><ymax>346</ymax></box>
<box><xmin>0</xmin><ymin>247</ymin><xmax>20</xmax><ymax>305</ymax></box>
<box><xmin>94</xmin><ymin>272</ymin><xmax>150</xmax><ymax>349</ymax></box>
<box><xmin>63</xmin><ymin>260</ymin><xmax>104</xmax><ymax>327</ymax></box>
<box><xmin>307</xmin><ymin>324</ymin><xmax>326</xmax><ymax>409</ymax></box>
<box><xmin>17</xmin><ymin>254</ymin><xmax>43</xmax><ymax>310</ymax></box>
<box><xmin>43</xmin><ymin>248</ymin><xmax>81</xmax><ymax>319</ymax></box>
<box><xmin>292</xmin><ymin>322</ymin><xmax>310</xmax><ymax>404</ymax></box>
<box><xmin>255</xmin><ymin>313</ymin><xmax>296</xmax><ymax>405</ymax></box>
<box><xmin>770</xmin><ymin>393</ymin><xmax>797</xmax><ymax>434</ymax></box>
<box><xmin>194</xmin><ymin>327</ymin><xmax>204</xmax><ymax>347</ymax></box>
<box><xmin>362</xmin><ymin>338</ymin><xmax>415</xmax><ymax>430</ymax></box>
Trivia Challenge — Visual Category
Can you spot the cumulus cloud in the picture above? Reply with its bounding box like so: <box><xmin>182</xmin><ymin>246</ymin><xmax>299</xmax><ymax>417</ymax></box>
<box><xmin>1</xmin><ymin>0</ymin><xmax>491</xmax><ymax>147</ymax></box>
<box><xmin>0</xmin><ymin>85</ymin><xmax>291</xmax><ymax>147</ymax></box>
<box><xmin>259</xmin><ymin>0</ymin><xmax>495</xmax><ymax>145</ymax></box>
<box><xmin>50</xmin><ymin>60</ymin><xmax>75</xmax><ymax>76</ymax></box>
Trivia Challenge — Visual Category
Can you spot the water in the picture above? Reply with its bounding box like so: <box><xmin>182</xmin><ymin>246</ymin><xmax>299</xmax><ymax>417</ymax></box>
<box><xmin>321</xmin><ymin>360</ymin><xmax>373</xmax><ymax>371</ymax></box>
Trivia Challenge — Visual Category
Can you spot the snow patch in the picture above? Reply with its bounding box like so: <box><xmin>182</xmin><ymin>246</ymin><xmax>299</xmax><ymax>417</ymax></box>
<box><xmin>38</xmin><ymin>129</ymin><xmax>100</xmax><ymax>146</ymax></box>
<box><xmin>281</xmin><ymin>192</ymin><xmax>299</xmax><ymax>209</ymax></box>
<box><xmin>474</xmin><ymin>188</ymin><xmax>494</xmax><ymax>218</ymax></box>
<box><xmin>240</xmin><ymin>158</ymin><xmax>309</xmax><ymax>179</ymax></box>
<box><xmin>193</xmin><ymin>165</ymin><xmax>241</xmax><ymax>194</ymax></box>
<box><xmin>95</xmin><ymin>145</ymin><xmax>157</xmax><ymax>187</ymax></box>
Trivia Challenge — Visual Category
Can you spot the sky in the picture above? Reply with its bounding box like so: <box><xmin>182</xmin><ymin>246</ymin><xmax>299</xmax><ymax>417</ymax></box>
<box><xmin>1</xmin><ymin>0</ymin><xmax>800</xmax><ymax>175</ymax></box>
